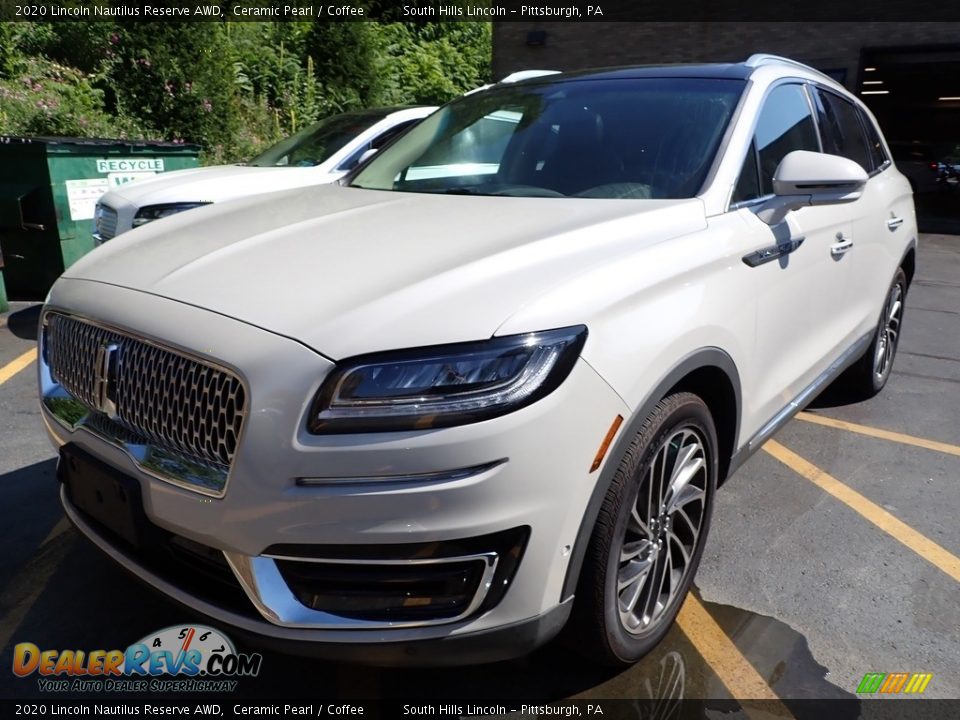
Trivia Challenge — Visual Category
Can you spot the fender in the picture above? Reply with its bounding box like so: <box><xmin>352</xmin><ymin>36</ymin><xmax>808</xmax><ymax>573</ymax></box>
<box><xmin>560</xmin><ymin>347</ymin><xmax>741</xmax><ymax>602</ymax></box>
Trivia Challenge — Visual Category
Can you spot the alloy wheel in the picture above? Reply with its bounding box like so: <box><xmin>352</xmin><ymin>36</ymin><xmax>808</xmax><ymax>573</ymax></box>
<box><xmin>873</xmin><ymin>281</ymin><xmax>903</xmax><ymax>381</ymax></box>
<box><xmin>616</xmin><ymin>427</ymin><xmax>709</xmax><ymax>635</ymax></box>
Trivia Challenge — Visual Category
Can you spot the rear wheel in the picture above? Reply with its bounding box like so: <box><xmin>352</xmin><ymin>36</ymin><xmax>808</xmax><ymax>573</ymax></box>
<box><xmin>571</xmin><ymin>392</ymin><xmax>718</xmax><ymax>665</ymax></box>
<box><xmin>842</xmin><ymin>267</ymin><xmax>907</xmax><ymax>399</ymax></box>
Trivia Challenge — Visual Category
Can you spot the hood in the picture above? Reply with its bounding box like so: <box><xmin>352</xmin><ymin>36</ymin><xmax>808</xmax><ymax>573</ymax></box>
<box><xmin>65</xmin><ymin>185</ymin><xmax>706</xmax><ymax>359</ymax></box>
<box><xmin>106</xmin><ymin>164</ymin><xmax>333</xmax><ymax>206</ymax></box>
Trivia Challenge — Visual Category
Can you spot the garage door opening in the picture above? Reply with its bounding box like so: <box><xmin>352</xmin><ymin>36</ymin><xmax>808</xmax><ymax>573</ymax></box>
<box><xmin>858</xmin><ymin>45</ymin><xmax>960</xmax><ymax>234</ymax></box>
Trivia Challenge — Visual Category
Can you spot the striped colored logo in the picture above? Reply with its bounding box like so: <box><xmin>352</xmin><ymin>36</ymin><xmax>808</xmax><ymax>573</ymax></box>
<box><xmin>856</xmin><ymin>672</ymin><xmax>933</xmax><ymax>694</ymax></box>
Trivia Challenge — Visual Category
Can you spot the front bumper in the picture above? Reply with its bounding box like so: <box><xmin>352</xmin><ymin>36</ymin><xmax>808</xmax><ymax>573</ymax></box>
<box><xmin>61</xmin><ymin>486</ymin><xmax>570</xmax><ymax>666</ymax></box>
<box><xmin>40</xmin><ymin>278</ymin><xmax>629</xmax><ymax>658</ymax></box>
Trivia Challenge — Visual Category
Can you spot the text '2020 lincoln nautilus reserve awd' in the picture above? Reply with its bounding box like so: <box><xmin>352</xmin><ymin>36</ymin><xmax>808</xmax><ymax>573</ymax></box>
<box><xmin>39</xmin><ymin>55</ymin><xmax>916</xmax><ymax>666</ymax></box>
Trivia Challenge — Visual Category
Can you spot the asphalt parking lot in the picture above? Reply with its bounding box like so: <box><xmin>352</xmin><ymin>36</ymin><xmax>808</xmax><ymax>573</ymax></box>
<box><xmin>1</xmin><ymin>234</ymin><xmax>958</xmax><ymax>709</ymax></box>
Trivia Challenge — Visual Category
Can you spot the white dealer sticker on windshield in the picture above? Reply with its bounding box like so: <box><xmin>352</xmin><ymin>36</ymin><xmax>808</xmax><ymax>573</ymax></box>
<box><xmin>96</xmin><ymin>158</ymin><xmax>165</xmax><ymax>173</ymax></box>
<box><xmin>65</xmin><ymin>178</ymin><xmax>109</xmax><ymax>221</ymax></box>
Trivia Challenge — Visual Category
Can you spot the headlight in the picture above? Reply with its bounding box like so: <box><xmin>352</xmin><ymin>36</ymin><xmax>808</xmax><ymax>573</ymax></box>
<box><xmin>132</xmin><ymin>202</ymin><xmax>209</xmax><ymax>228</ymax></box>
<box><xmin>309</xmin><ymin>326</ymin><xmax>587</xmax><ymax>433</ymax></box>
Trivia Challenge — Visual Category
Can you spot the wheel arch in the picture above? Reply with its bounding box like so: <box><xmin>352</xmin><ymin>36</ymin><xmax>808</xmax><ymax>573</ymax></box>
<box><xmin>900</xmin><ymin>243</ymin><xmax>917</xmax><ymax>290</ymax></box>
<box><xmin>560</xmin><ymin>347</ymin><xmax>741</xmax><ymax>602</ymax></box>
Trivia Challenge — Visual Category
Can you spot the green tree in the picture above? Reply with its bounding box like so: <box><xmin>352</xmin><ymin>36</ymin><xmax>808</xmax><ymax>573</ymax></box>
<box><xmin>0</xmin><ymin>22</ymin><xmax>19</xmax><ymax>79</ymax></box>
<box><xmin>370</xmin><ymin>22</ymin><xmax>491</xmax><ymax>106</ymax></box>
<box><xmin>109</xmin><ymin>20</ymin><xmax>240</xmax><ymax>154</ymax></box>
<box><xmin>304</xmin><ymin>21</ymin><xmax>378</xmax><ymax>107</ymax></box>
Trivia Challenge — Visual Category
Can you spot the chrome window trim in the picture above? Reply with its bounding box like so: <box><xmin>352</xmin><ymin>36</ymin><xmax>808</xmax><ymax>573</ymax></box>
<box><xmin>850</xmin><ymin>96</ymin><xmax>893</xmax><ymax>177</ymax></box>
<box><xmin>802</xmin><ymin>82</ymin><xmax>827</xmax><ymax>153</ymax></box>
<box><xmin>867</xmin><ymin>160</ymin><xmax>892</xmax><ymax>178</ymax></box>
<box><xmin>39</xmin><ymin>307</ymin><xmax>251</xmax><ymax>498</ymax></box>
<box><xmin>223</xmin><ymin>550</ymin><xmax>500</xmax><ymax>629</ymax></box>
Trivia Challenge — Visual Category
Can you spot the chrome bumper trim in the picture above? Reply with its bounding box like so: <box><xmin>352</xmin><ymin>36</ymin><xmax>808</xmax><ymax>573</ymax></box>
<box><xmin>40</xmin><ymin>356</ymin><xmax>230</xmax><ymax>498</ymax></box>
<box><xmin>41</xmin><ymin>389</ymin><xmax>230</xmax><ymax>497</ymax></box>
<box><xmin>223</xmin><ymin>550</ymin><xmax>499</xmax><ymax>630</ymax></box>
<box><xmin>294</xmin><ymin>458</ymin><xmax>508</xmax><ymax>487</ymax></box>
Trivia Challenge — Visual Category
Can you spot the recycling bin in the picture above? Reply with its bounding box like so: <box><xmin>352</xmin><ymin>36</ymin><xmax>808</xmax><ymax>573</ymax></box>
<box><xmin>0</xmin><ymin>136</ymin><xmax>200</xmax><ymax>300</ymax></box>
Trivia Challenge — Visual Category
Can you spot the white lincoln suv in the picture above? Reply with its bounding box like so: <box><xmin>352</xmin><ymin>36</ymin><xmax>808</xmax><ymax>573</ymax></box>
<box><xmin>92</xmin><ymin>106</ymin><xmax>435</xmax><ymax>243</ymax></box>
<box><xmin>39</xmin><ymin>55</ymin><xmax>916</xmax><ymax>666</ymax></box>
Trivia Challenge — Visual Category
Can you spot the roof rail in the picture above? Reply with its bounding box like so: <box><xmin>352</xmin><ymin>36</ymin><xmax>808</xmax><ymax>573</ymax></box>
<box><xmin>744</xmin><ymin>54</ymin><xmax>836</xmax><ymax>83</ymax></box>
<box><xmin>499</xmin><ymin>70</ymin><xmax>561</xmax><ymax>83</ymax></box>
<box><xmin>462</xmin><ymin>69</ymin><xmax>562</xmax><ymax>97</ymax></box>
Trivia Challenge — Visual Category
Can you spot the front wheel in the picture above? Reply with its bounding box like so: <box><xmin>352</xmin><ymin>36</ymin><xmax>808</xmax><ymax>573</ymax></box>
<box><xmin>571</xmin><ymin>392</ymin><xmax>718</xmax><ymax>666</ymax></box>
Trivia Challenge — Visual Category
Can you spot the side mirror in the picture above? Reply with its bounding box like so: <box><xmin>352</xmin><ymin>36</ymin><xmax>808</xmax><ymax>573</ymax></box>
<box><xmin>756</xmin><ymin>150</ymin><xmax>868</xmax><ymax>225</ymax></box>
<box><xmin>357</xmin><ymin>148</ymin><xmax>378</xmax><ymax>166</ymax></box>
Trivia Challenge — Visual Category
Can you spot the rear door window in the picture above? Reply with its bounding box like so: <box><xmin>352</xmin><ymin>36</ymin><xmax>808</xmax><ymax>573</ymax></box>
<box><xmin>857</xmin><ymin>108</ymin><xmax>890</xmax><ymax>172</ymax></box>
<box><xmin>814</xmin><ymin>88</ymin><xmax>872</xmax><ymax>171</ymax></box>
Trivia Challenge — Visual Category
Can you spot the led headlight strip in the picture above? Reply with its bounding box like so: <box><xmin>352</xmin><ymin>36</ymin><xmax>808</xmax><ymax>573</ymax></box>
<box><xmin>309</xmin><ymin>326</ymin><xmax>587</xmax><ymax>433</ymax></box>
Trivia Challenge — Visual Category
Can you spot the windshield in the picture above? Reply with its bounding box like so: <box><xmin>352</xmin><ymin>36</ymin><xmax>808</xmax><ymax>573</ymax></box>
<box><xmin>248</xmin><ymin>110</ymin><xmax>392</xmax><ymax>168</ymax></box>
<box><xmin>349</xmin><ymin>78</ymin><xmax>745</xmax><ymax>199</ymax></box>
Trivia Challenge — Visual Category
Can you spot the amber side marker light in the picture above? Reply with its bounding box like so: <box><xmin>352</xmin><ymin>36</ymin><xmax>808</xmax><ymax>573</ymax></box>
<box><xmin>590</xmin><ymin>415</ymin><xmax>624</xmax><ymax>473</ymax></box>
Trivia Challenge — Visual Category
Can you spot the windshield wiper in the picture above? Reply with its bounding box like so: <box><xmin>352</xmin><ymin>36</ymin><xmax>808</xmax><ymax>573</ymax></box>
<box><xmin>413</xmin><ymin>187</ymin><xmax>489</xmax><ymax>195</ymax></box>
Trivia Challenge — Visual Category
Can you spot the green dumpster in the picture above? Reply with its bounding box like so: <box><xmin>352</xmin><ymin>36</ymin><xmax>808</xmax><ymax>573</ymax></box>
<box><xmin>0</xmin><ymin>136</ymin><xmax>200</xmax><ymax>301</ymax></box>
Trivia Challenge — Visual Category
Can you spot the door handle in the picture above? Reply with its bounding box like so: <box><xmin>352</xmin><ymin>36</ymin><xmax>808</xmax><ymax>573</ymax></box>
<box><xmin>887</xmin><ymin>216</ymin><xmax>904</xmax><ymax>231</ymax></box>
<box><xmin>831</xmin><ymin>233</ymin><xmax>853</xmax><ymax>257</ymax></box>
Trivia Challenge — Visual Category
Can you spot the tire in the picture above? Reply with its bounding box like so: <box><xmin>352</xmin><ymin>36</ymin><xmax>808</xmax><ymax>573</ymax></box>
<box><xmin>841</xmin><ymin>267</ymin><xmax>907</xmax><ymax>400</ymax></box>
<box><xmin>570</xmin><ymin>392</ymin><xmax>718</xmax><ymax>666</ymax></box>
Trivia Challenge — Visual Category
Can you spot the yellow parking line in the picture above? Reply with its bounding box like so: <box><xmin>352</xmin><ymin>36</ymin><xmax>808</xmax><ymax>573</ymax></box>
<box><xmin>677</xmin><ymin>594</ymin><xmax>793</xmax><ymax>717</ymax></box>
<box><xmin>0</xmin><ymin>348</ymin><xmax>36</xmax><ymax>386</ymax></box>
<box><xmin>796</xmin><ymin>411</ymin><xmax>960</xmax><ymax>458</ymax></box>
<box><xmin>764</xmin><ymin>440</ymin><xmax>960</xmax><ymax>583</ymax></box>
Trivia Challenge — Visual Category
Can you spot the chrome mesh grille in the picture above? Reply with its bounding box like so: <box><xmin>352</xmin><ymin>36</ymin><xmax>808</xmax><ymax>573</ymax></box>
<box><xmin>45</xmin><ymin>313</ymin><xmax>246</xmax><ymax>470</ymax></box>
<box><xmin>95</xmin><ymin>205</ymin><xmax>118</xmax><ymax>240</ymax></box>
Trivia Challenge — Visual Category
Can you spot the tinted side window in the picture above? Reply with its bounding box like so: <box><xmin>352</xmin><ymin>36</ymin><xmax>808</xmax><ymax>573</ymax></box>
<box><xmin>754</xmin><ymin>84</ymin><xmax>820</xmax><ymax>196</ymax></box>
<box><xmin>337</xmin><ymin>121</ymin><xmax>420</xmax><ymax>172</ymax></box>
<box><xmin>858</xmin><ymin>108</ymin><xmax>889</xmax><ymax>172</ymax></box>
<box><xmin>732</xmin><ymin>140</ymin><xmax>760</xmax><ymax>203</ymax></box>
<box><xmin>815</xmin><ymin>89</ymin><xmax>872</xmax><ymax>171</ymax></box>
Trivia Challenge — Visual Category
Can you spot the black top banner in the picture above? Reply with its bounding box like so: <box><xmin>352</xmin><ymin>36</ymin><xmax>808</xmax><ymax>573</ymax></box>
<box><xmin>3</xmin><ymin>0</ymin><xmax>960</xmax><ymax>22</ymax></box>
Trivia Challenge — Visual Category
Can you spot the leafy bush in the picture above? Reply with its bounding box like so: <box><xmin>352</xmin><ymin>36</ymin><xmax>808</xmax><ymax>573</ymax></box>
<box><xmin>108</xmin><ymin>22</ymin><xmax>240</xmax><ymax>152</ymax></box>
<box><xmin>0</xmin><ymin>18</ymin><xmax>492</xmax><ymax>163</ymax></box>
<box><xmin>371</xmin><ymin>22</ymin><xmax>491</xmax><ymax>106</ymax></box>
<box><xmin>0</xmin><ymin>57</ymin><xmax>142</xmax><ymax>138</ymax></box>
<box><xmin>305</xmin><ymin>21</ymin><xmax>379</xmax><ymax>107</ymax></box>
